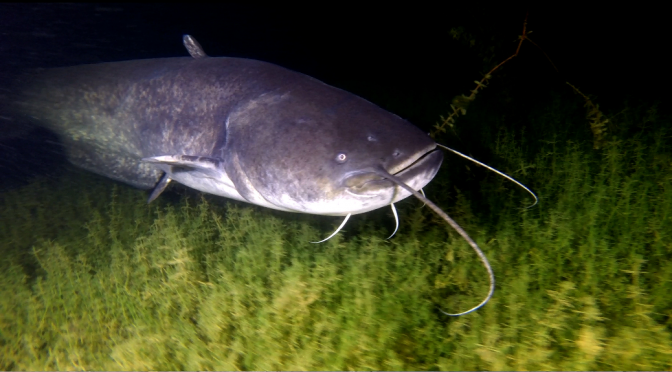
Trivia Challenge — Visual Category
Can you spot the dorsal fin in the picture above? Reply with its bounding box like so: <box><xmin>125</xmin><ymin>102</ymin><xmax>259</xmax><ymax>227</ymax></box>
<box><xmin>182</xmin><ymin>35</ymin><xmax>208</xmax><ymax>59</ymax></box>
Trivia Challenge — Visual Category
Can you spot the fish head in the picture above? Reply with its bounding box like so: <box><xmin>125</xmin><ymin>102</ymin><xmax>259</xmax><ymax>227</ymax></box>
<box><xmin>224</xmin><ymin>81</ymin><xmax>443</xmax><ymax>216</ymax></box>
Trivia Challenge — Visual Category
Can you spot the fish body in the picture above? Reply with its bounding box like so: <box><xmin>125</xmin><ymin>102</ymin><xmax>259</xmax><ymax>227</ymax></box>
<box><xmin>13</xmin><ymin>36</ymin><xmax>443</xmax><ymax>215</ymax></box>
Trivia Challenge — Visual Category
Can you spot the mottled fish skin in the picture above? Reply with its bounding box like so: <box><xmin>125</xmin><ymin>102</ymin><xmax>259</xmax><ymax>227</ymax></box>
<box><xmin>12</xmin><ymin>36</ymin><xmax>443</xmax><ymax>216</ymax></box>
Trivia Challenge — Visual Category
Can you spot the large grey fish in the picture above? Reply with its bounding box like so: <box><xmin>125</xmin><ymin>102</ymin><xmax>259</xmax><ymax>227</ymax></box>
<box><xmin>8</xmin><ymin>36</ymin><xmax>518</xmax><ymax>315</ymax></box>
<box><xmin>13</xmin><ymin>36</ymin><xmax>443</xmax><ymax>216</ymax></box>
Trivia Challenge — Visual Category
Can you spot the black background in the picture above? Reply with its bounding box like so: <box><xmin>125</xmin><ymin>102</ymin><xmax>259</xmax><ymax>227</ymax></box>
<box><xmin>0</xmin><ymin>4</ymin><xmax>668</xmax><ymax>187</ymax></box>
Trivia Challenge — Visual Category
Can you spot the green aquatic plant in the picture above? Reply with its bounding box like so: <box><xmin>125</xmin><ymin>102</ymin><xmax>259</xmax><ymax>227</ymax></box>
<box><xmin>567</xmin><ymin>82</ymin><xmax>610</xmax><ymax>149</ymax></box>
<box><xmin>1</xmin><ymin>95</ymin><xmax>671</xmax><ymax>370</ymax></box>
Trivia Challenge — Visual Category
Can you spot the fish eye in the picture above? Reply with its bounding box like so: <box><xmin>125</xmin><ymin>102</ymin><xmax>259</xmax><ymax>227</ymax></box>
<box><xmin>367</xmin><ymin>135</ymin><xmax>377</xmax><ymax>142</ymax></box>
<box><xmin>393</xmin><ymin>150</ymin><xmax>401</xmax><ymax>157</ymax></box>
<box><xmin>335</xmin><ymin>153</ymin><xmax>347</xmax><ymax>163</ymax></box>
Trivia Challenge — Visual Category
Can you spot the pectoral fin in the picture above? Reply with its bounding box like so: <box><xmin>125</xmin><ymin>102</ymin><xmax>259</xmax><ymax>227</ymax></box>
<box><xmin>143</xmin><ymin>154</ymin><xmax>223</xmax><ymax>202</ymax></box>
<box><xmin>147</xmin><ymin>172</ymin><xmax>172</xmax><ymax>203</ymax></box>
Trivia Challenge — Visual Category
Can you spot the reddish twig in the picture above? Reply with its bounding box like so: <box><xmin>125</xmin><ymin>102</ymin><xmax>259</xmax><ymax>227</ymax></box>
<box><xmin>432</xmin><ymin>12</ymin><xmax>543</xmax><ymax>137</ymax></box>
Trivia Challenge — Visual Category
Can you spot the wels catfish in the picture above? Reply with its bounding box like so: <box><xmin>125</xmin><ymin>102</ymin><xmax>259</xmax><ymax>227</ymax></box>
<box><xmin>9</xmin><ymin>35</ymin><xmax>535</xmax><ymax>315</ymax></box>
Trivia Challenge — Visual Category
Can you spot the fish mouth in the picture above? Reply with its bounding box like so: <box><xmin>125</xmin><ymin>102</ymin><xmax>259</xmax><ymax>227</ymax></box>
<box><xmin>345</xmin><ymin>145</ymin><xmax>443</xmax><ymax>196</ymax></box>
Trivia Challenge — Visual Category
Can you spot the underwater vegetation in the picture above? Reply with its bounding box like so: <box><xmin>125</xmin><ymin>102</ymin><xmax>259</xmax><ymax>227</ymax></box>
<box><xmin>1</xmin><ymin>91</ymin><xmax>670</xmax><ymax>370</ymax></box>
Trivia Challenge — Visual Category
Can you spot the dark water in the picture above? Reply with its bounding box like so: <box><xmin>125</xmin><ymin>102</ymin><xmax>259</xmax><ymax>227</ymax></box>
<box><xmin>0</xmin><ymin>4</ymin><xmax>669</xmax><ymax>189</ymax></box>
